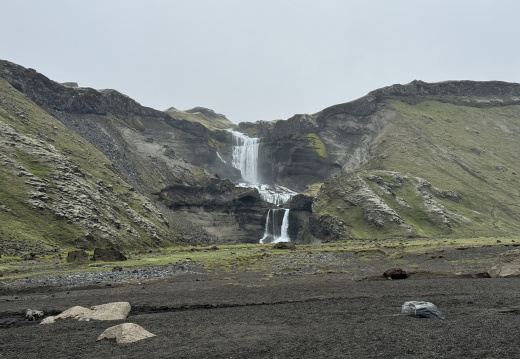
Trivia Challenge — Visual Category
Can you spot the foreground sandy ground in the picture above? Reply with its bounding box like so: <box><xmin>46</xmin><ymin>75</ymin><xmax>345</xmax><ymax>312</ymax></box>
<box><xmin>1</xmin><ymin>243</ymin><xmax>520</xmax><ymax>358</ymax></box>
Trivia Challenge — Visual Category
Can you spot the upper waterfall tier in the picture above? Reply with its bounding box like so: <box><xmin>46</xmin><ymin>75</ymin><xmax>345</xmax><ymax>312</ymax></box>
<box><xmin>229</xmin><ymin>130</ymin><xmax>259</xmax><ymax>184</ymax></box>
<box><xmin>228</xmin><ymin>129</ymin><xmax>297</xmax><ymax>207</ymax></box>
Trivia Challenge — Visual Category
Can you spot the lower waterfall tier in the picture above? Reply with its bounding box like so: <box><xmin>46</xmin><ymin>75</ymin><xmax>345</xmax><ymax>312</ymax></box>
<box><xmin>260</xmin><ymin>209</ymin><xmax>290</xmax><ymax>243</ymax></box>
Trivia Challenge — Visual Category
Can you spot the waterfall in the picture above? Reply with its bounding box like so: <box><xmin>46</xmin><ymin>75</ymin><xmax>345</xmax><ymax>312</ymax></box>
<box><xmin>260</xmin><ymin>209</ymin><xmax>291</xmax><ymax>243</ymax></box>
<box><xmin>229</xmin><ymin>130</ymin><xmax>259</xmax><ymax>184</ymax></box>
<box><xmin>228</xmin><ymin>130</ymin><xmax>295</xmax><ymax>243</ymax></box>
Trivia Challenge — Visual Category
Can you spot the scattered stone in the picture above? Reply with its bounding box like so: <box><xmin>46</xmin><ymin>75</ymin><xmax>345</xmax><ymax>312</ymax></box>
<box><xmin>401</xmin><ymin>301</ymin><xmax>444</xmax><ymax>319</ymax></box>
<box><xmin>25</xmin><ymin>309</ymin><xmax>44</xmax><ymax>321</ymax></box>
<box><xmin>41</xmin><ymin>302</ymin><xmax>131</xmax><ymax>324</ymax></box>
<box><xmin>67</xmin><ymin>250</ymin><xmax>89</xmax><ymax>262</ymax></box>
<box><xmin>97</xmin><ymin>323</ymin><xmax>156</xmax><ymax>344</ymax></box>
<box><xmin>21</xmin><ymin>253</ymin><xmax>36</xmax><ymax>260</ymax></box>
<box><xmin>93</xmin><ymin>247</ymin><xmax>127</xmax><ymax>262</ymax></box>
<box><xmin>273</xmin><ymin>242</ymin><xmax>296</xmax><ymax>250</ymax></box>
<box><xmin>489</xmin><ymin>249</ymin><xmax>520</xmax><ymax>278</ymax></box>
<box><xmin>383</xmin><ymin>268</ymin><xmax>408</xmax><ymax>279</ymax></box>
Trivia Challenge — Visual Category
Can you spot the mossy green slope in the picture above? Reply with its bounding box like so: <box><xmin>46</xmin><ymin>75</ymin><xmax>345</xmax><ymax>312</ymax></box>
<box><xmin>0</xmin><ymin>77</ymin><xmax>178</xmax><ymax>253</ymax></box>
<box><xmin>314</xmin><ymin>99</ymin><xmax>520</xmax><ymax>239</ymax></box>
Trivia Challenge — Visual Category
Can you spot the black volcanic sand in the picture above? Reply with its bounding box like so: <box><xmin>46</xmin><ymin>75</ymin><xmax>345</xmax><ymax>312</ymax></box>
<box><xmin>1</xmin><ymin>246</ymin><xmax>520</xmax><ymax>358</ymax></box>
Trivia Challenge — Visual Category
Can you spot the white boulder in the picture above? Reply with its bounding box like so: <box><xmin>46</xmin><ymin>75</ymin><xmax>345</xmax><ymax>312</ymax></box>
<box><xmin>97</xmin><ymin>323</ymin><xmax>156</xmax><ymax>344</ymax></box>
<box><xmin>41</xmin><ymin>302</ymin><xmax>131</xmax><ymax>324</ymax></box>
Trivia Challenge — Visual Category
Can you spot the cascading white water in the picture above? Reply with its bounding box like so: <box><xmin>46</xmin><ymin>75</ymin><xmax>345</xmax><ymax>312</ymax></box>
<box><xmin>260</xmin><ymin>208</ymin><xmax>291</xmax><ymax>243</ymax></box>
<box><xmin>229</xmin><ymin>130</ymin><xmax>259</xmax><ymax>184</ymax></box>
<box><xmin>228</xmin><ymin>130</ymin><xmax>295</xmax><ymax>243</ymax></box>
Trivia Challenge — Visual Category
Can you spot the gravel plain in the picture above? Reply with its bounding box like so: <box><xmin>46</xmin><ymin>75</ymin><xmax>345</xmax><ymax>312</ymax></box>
<box><xmin>1</xmin><ymin>244</ymin><xmax>519</xmax><ymax>358</ymax></box>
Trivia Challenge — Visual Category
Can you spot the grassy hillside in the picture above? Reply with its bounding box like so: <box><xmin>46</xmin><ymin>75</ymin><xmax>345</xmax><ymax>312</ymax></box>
<box><xmin>0</xmin><ymin>77</ymin><xmax>178</xmax><ymax>254</ymax></box>
<box><xmin>313</xmin><ymin>99</ymin><xmax>520</xmax><ymax>239</ymax></box>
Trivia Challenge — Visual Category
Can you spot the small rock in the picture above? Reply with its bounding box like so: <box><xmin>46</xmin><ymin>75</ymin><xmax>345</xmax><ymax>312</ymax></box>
<box><xmin>67</xmin><ymin>250</ymin><xmax>89</xmax><ymax>262</ymax></box>
<box><xmin>401</xmin><ymin>301</ymin><xmax>444</xmax><ymax>319</ymax></box>
<box><xmin>273</xmin><ymin>242</ymin><xmax>296</xmax><ymax>250</ymax></box>
<box><xmin>97</xmin><ymin>323</ymin><xmax>156</xmax><ymax>344</ymax></box>
<box><xmin>383</xmin><ymin>268</ymin><xmax>408</xmax><ymax>279</ymax></box>
<box><xmin>25</xmin><ymin>309</ymin><xmax>44</xmax><ymax>321</ymax></box>
<box><xmin>21</xmin><ymin>253</ymin><xmax>36</xmax><ymax>260</ymax></box>
<box><xmin>112</xmin><ymin>266</ymin><xmax>123</xmax><ymax>272</ymax></box>
<box><xmin>93</xmin><ymin>248</ymin><xmax>127</xmax><ymax>262</ymax></box>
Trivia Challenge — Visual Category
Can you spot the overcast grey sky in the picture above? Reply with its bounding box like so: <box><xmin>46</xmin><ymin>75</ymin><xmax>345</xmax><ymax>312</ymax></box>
<box><xmin>4</xmin><ymin>1</ymin><xmax>520</xmax><ymax>123</ymax></box>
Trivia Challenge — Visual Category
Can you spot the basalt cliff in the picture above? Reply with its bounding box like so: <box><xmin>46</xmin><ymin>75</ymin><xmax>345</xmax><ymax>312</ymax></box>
<box><xmin>1</xmin><ymin>60</ymin><xmax>520</xmax><ymax>255</ymax></box>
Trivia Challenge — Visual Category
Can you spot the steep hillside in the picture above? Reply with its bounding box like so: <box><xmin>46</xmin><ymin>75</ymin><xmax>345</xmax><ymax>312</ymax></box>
<box><xmin>0</xmin><ymin>76</ymin><xmax>176</xmax><ymax>254</ymax></box>
<box><xmin>309</xmin><ymin>89</ymin><xmax>520</xmax><ymax>240</ymax></box>
<box><xmin>234</xmin><ymin>80</ymin><xmax>520</xmax><ymax>241</ymax></box>
<box><xmin>0</xmin><ymin>60</ymin><xmax>269</xmax><ymax>253</ymax></box>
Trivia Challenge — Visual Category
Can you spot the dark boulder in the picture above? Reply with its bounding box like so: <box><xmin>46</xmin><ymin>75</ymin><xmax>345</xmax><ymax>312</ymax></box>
<box><xmin>67</xmin><ymin>250</ymin><xmax>89</xmax><ymax>262</ymax></box>
<box><xmin>93</xmin><ymin>248</ymin><xmax>127</xmax><ymax>261</ymax></box>
<box><xmin>289</xmin><ymin>194</ymin><xmax>313</xmax><ymax>212</ymax></box>
<box><xmin>383</xmin><ymin>267</ymin><xmax>408</xmax><ymax>279</ymax></box>
<box><xmin>273</xmin><ymin>242</ymin><xmax>296</xmax><ymax>250</ymax></box>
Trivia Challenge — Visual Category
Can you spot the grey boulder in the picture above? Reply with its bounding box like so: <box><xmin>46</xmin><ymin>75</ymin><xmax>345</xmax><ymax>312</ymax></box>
<box><xmin>401</xmin><ymin>301</ymin><xmax>444</xmax><ymax>319</ymax></box>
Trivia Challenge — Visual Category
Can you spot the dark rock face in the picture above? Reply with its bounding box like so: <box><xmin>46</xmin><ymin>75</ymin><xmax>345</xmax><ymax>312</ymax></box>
<box><xmin>383</xmin><ymin>268</ymin><xmax>408</xmax><ymax>280</ymax></box>
<box><xmin>157</xmin><ymin>179</ymin><xmax>269</xmax><ymax>243</ymax></box>
<box><xmin>93</xmin><ymin>248</ymin><xmax>127</xmax><ymax>262</ymax></box>
<box><xmin>287</xmin><ymin>194</ymin><xmax>314</xmax><ymax>243</ymax></box>
<box><xmin>307</xmin><ymin>214</ymin><xmax>346</xmax><ymax>242</ymax></box>
<box><xmin>289</xmin><ymin>194</ymin><xmax>313</xmax><ymax>212</ymax></box>
<box><xmin>67</xmin><ymin>250</ymin><xmax>89</xmax><ymax>262</ymax></box>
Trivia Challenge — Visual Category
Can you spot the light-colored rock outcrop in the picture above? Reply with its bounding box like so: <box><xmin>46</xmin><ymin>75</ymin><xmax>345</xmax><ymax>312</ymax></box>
<box><xmin>41</xmin><ymin>302</ymin><xmax>131</xmax><ymax>324</ymax></box>
<box><xmin>97</xmin><ymin>323</ymin><xmax>156</xmax><ymax>344</ymax></box>
<box><xmin>488</xmin><ymin>249</ymin><xmax>520</xmax><ymax>278</ymax></box>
